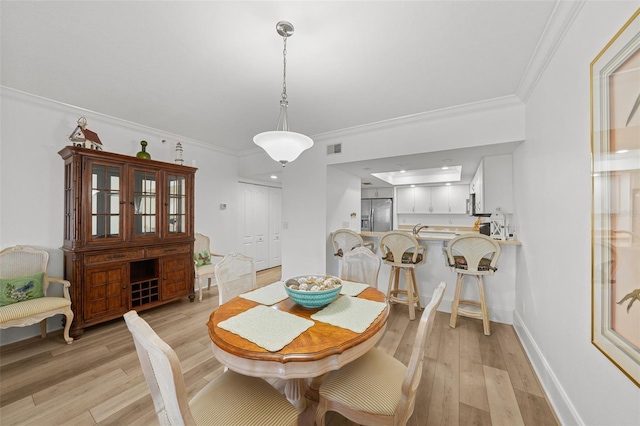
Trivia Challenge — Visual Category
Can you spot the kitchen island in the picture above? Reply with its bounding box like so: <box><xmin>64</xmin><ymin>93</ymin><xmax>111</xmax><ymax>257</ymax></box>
<box><xmin>357</xmin><ymin>228</ymin><xmax>521</xmax><ymax>325</ymax></box>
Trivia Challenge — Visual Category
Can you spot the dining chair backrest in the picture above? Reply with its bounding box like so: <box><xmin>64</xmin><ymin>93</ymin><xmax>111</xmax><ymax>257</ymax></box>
<box><xmin>399</xmin><ymin>281</ymin><xmax>446</xmax><ymax>420</ymax></box>
<box><xmin>124</xmin><ymin>310</ymin><xmax>195</xmax><ymax>425</ymax></box>
<box><xmin>340</xmin><ymin>246</ymin><xmax>381</xmax><ymax>287</ymax></box>
<box><xmin>446</xmin><ymin>234</ymin><xmax>501</xmax><ymax>275</ymax></box>
<box><xmin>125</xmin><ymin>310</ymin><xmax>299</xmax><ymax>426</ymax></box>
<box><xmin>214</xmin><ymin>253</ymin><xmax>257</xmax><ymax>305</ymax></box>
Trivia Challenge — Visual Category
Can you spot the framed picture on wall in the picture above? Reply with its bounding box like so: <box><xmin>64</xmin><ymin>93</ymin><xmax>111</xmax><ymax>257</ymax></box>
<box><xmin>591</xmin><ymin>8</ymin><xmax>640</xmax><ymax>388</ymax></box>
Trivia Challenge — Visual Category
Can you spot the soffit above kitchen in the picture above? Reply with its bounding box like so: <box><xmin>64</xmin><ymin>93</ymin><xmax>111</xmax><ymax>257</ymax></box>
<box><xmin>1</xmin><ymin>1</ymin><xmax>560</xmax><ymax>156</ymax></box>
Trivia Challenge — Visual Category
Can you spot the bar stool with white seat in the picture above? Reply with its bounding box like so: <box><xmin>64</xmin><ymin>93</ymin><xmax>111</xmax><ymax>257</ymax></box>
<box><xmin>445</xmin><ymin>233</ymin><xmax>501</xmax><ymax>335</ymax></box>
<box><xmin>380</xmin><ymin>231</ymin><xmax>427</xmax><ymax>320</ymax></box>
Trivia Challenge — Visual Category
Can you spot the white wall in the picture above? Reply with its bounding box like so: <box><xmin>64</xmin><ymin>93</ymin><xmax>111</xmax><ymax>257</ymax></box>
<box><xmin>325</xmin><ymin>167</ymin><xmax>362</xmax><ymax>277</ymax></box>
<box><xmin>0</xmin><ymin>88</ymin><xmax>242</xmax><ymax>344</ymax></box>
<box><xmin>513</xmin><ymin>2</ymin><xmax>640</xmax><ymax>425</ymax></box>
<box><xmin>280</xmin><ymin>141</ymin><xmax>328</xmax><ymax>279</ymax></box>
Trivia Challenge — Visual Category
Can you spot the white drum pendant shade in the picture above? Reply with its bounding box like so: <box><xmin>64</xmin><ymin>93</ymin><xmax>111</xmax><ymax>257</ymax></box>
<box><xmin>253</xmin><ymin>131</ymin><xmax>313</xmax><ymax>165</ymax></box>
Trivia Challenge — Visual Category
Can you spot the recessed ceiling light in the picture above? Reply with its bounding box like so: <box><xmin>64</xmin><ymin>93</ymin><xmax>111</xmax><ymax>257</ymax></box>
<box><xmin>616</xmin><ymin>149</ymin><xmax>629</xmax><ymax>154</ymax></box>
<box><xmin>410</xmin><ymin>184</ymin><xmax>416</xmax><ymax>187</ymax></box>
<box><xmin>445</xmin><ymin>182</ymin><xmax>451</xmax><ymax>185</ymax></box>
<box><xmin>371</xmin><ymin>166</ymin><xmax>462</xmax><ymax>186</ymax></box>
<box><xmin>270</xmin><ymin>175</ymin><xmax>278</xmax><ymax>179</ymax></box>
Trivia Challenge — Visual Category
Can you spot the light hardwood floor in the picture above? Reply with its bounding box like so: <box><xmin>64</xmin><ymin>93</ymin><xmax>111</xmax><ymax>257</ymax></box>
<box><xmin>0</xmin><ymin>267</ymin><xmax>558</xmax><ymax>425</ymax></box>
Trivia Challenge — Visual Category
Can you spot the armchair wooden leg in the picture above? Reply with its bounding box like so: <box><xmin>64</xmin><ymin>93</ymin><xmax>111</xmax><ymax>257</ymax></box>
<box><xmin>40</xmin><ymin>319</ymin><xmax>47</xmax><ymax>338</ymax></box>
<box><xmin>63</xmin><ymin>309</ymin><xmax>74</xmax><ymax>344</ymax></box>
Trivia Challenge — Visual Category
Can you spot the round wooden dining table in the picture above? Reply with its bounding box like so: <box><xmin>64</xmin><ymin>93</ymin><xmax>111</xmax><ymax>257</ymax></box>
<box><xmin>206</xmin><ymin>285</ymin><xmax>389</xmax><ymax>412</ymax></box>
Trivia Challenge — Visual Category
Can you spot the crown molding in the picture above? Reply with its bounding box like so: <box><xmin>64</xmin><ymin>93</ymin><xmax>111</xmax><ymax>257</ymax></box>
<box><xmin>311</xmin><ymin>95</ymin><xmax>524</xmax><ymax>142</ymax></box>
<box><xmin>0</xmin><ymin>86</ymin><xmax>239</xmax><ymax>156</ymax></box>
<box><xmin>516</xmin><ymin>0</ymin><xmax>586</xmax><ymax>102</ymax></box>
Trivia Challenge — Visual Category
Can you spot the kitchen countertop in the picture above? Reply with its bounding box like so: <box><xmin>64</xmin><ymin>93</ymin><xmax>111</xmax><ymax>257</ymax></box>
<box><xmin>360</xmin><ymin>229</ymin><xmax>521</xmax><ymax>245</ymax></box>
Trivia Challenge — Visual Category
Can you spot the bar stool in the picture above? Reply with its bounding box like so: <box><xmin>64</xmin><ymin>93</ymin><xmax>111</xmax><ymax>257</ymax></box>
<box><xmin>380</xmin><ymin>231</ymin><xmax>426</xmax><ymax>320</ymax></box>
<box><xmin>331</xmin><ymin>228</ymin><xmax>374</xmax><ymax>258</ymax></box>
<box><xmin>445</xmin><ymin>234</ymin><xmax>501</xmax><ymax>335</ymax></box>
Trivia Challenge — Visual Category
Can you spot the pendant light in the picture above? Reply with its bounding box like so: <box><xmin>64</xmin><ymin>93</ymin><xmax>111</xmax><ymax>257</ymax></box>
<box><xmin>253</xmin><ymin>21</ymin><xmax>313</xmax><ymax>166</ymax></box>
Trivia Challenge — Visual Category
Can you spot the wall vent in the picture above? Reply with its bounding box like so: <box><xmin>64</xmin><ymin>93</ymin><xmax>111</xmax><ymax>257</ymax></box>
<box><xmin>327</xmin><ymin>143</ymin><xmax>342</xmax><ymax>155</ymax></box>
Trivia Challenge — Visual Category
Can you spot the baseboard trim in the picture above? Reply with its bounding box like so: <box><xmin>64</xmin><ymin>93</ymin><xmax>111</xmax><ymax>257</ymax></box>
<box><xmin>512</xmin><ymin>311</ymin><xmax>583</xmax><ymax>425</ymax></box>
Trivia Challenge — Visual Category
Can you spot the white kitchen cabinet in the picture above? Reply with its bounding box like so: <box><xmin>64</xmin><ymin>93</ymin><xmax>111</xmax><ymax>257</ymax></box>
<box><xmin>430</xmin><ymin>186</ymin><xmax>449</xmax><ymax>213</ymax></box>
<box><xmin>413</xmin><ymin>186</ymin><xmax>432</xmax><ymax>213</ymax></box>
<box><xmin>362</xmin><ymin>187</ymin><xmax>394</xmax><ymax>199</ymax></box>
<box><xmin>471</xmin><ymin>154</ymin><xmax>513</xmax><ymax>214</ymax></box>
<box><xmin>397</xmin><ymin>186</ymin><xmax>432</xmax><ymax>213</ymax></box>
<box><xmin>449</xmin><ymin>185</ymin><xmax>469</xmax><ymax>213</ymax></box>
<box><xmin>396</xmin><ymin>187</ymin><xmax>416</xmax><ymax>213</ymax></box>
<box><xmin>396</xmin><ymin>184</ymin><xmax>467</xmax><ymax>214</ymax></box>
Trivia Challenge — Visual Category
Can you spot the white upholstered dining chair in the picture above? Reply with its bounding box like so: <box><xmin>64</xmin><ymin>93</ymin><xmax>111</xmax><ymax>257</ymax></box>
<box><xmin>123</xmin><ymin>310</ymin><xmax>298</xmax><ymax>426</ymax></box>
<box><xmin>314</xmin><ymin>281</ymin><xmax>446</xmax><ymax>426</ymax></box>
<box><xmin>214</xmin><ymin>253</ymin><xmax>257</xmax><ymax>305</ymax></box>
<box><xmin>340</xmin><ymin>246</ymin><xmax>381</xmax><ymax>287</ymax></box>
<box><xmin>193</xmin><ymin>233</ymin><xmax>224</xmax><ymax>302</ymax></box>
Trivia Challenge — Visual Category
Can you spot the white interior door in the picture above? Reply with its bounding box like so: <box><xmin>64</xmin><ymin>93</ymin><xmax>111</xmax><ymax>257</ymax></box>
<box><xmin>269</xmin><ymin>187</ymin><xmax>282</xmax><ymax>268</ymax></box>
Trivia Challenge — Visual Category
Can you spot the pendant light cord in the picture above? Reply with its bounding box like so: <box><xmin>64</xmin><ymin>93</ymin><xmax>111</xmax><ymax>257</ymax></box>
<box><xmin>281</xmin><ymin>35</ymin><xmax>288</xmax><ymax>103</ymax></box>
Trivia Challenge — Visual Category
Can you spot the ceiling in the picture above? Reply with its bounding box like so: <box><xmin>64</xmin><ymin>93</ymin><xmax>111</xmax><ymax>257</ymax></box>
<box><xmin>1</xmin><ymin>1</ymin><xmax>560</xmax><ymax>183</ymax></box>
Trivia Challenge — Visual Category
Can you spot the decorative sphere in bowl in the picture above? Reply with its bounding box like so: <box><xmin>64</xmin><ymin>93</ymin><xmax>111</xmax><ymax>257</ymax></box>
<box><xmin>284</xmin><ymin>275</ymin><xmax>342</xmax><ymax>308</ymax></box>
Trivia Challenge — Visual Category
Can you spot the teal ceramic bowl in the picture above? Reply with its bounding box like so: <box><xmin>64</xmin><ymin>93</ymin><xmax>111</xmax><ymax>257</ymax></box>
<box><xmin>284</xmin><ymin>275</ymin><xmax>342</xmax><ymax>308</ymax></box>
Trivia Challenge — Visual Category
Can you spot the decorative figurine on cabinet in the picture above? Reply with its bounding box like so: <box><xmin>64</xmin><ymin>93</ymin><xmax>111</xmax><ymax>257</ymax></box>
<box><xmin>68</xmin><ymin>116</ymin><xmax>103</xmax><ymax>150</ymax></box>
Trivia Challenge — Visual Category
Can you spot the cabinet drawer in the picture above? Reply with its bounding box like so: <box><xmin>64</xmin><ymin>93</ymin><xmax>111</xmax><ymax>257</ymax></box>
<box><xmin>146</xmin><ymin>244</ymin><xmax>190</xmax><ymax>257</ymax></box>
<box><xmin>85</xmin><ymin>249</ymin><xmax>145</xmax><ymax>264</ymax></box>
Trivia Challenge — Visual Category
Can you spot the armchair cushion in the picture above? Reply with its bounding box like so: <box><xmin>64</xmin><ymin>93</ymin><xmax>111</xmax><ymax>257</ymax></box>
<box><xmin>195</xmin><ymin>250</ymin><xmax>212</xmax><ymax>267</ymax></box>
<box><xmin>0</xmin><ymin>272</ymin><xmax>45</xmax><ymax>306</ymax></box>
<box><xmin>0</xmin><ymin>296</ymin><xmax>71</xmax><ymax>323</ymax></box>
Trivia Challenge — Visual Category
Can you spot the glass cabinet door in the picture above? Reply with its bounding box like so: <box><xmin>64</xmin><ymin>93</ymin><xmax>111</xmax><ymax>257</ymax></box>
<box><xmin>132</xmin><ymin>169</ymin><xmax>158</xmax><ymax>239</ymax></box>
<box><xmin>166</xmin><ymin>173</ymin><xmax>187</xmax><ymax>236</ymax></box>
<box><xmin>89</xmin><ymin>162</ymin><xmax>123</xmax><ymax>243</ymax></box>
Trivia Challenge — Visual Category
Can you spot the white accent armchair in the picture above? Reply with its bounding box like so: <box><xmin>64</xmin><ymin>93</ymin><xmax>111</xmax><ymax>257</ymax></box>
<box><xmin>0</xmin><ymin>246</ymin><xmax>73</xmax><ymax>344</ymax></box>
<box><xmin>194</xmin><ymin>233</ymin><xmax>224</xmax><ymax>302</ymax></box>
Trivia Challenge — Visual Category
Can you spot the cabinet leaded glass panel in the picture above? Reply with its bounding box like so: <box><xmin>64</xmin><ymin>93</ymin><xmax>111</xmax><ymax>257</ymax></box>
<box><xmin>133</xmin><ymin>170</ymin><xmax>157</xmax><ymax>236</ymax></box>
<box><xmin>91</xmin><ymin>164</ymin><xmax>120</xmax><ymax>239</ymax></box>
<box><xmin>167</xmin><ymin>174</ymin><xmax>186</xmax><ymax>234</ymax></box>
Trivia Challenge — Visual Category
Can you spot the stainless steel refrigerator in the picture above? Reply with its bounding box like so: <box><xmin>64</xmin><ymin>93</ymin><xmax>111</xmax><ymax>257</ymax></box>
<box><xmin>361</xmin><ymin>198</ymin><xmax>393</xmax><ymax>232</ymax></box>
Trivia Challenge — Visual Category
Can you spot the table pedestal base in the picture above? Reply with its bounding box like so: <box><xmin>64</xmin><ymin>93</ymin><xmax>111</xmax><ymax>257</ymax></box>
<box><xmin>285</xmin><ymin>378</ymin><xmax>307</xmax><ymax>412</ymax></box>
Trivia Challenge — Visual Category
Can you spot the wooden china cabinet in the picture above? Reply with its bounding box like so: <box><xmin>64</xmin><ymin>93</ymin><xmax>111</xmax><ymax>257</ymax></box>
<box><xmin>58</xmin><ymin>146</ymin><xmax>197</xmax><ymax>338</ymax></box>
